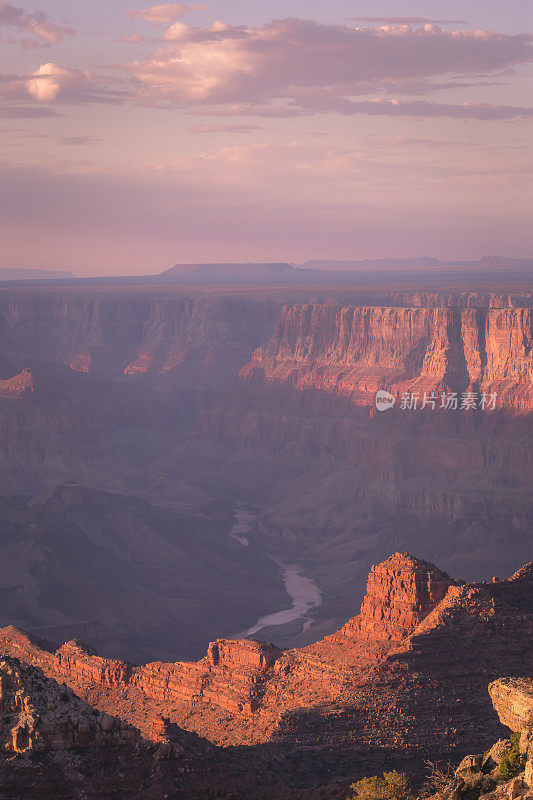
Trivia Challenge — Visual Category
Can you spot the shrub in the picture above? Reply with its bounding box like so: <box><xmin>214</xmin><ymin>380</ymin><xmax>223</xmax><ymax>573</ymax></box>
<box><xmin>347</xmin><ymin>770</ymin><xmax>414</xmax><ymax>800</ymax></box>
<box><xmin>498</xmin><ymin>734</ymin><xmax>525</xmax><ymax>781</ymax></box>
<box><xmin>420</xmin><ymin>760</ymin><xmax>455</xmax><ymax>797</ymax></box>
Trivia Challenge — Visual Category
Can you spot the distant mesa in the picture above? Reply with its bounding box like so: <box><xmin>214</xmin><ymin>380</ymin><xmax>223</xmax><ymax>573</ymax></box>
<box><xmin>158</xmin><ymin>262</ymin><xmax>297</xmax><ymax>283</ymax></box>
<box><xmin>301</xmin><ymin>255</ymin><xmax>533</xmax><ymax>272</ymax></box>
<box><xmin>0</xmin><ymin>258</ymin><xmax>530</xmax><ymax>288</ymax></box>
<box><xmin>158</xmin><ymin>257</ymin><xmax>533</xmax><ymax>283</ymax></box>
<box><xmin>0</xmin><ymin>268</ymin><xmax>75</xmax><ymax>281</ymax></box>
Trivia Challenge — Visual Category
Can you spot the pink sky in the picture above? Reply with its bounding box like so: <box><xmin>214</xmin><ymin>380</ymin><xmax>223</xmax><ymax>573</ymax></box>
<box><xmin>1</xmin><ymin>1</ymin><xmax>532</xmax><ymax>275</ymax></box>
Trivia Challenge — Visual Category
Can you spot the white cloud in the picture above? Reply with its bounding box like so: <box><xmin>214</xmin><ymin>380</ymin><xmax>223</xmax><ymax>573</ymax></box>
<box><xmin>25</xmin><ymin>62</ymin><xmax>121</xmax><ymax>104</ymax></box>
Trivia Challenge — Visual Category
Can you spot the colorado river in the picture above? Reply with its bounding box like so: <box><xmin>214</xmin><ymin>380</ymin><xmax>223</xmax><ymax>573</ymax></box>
<box><xmin>229</xmin><ymin>507</ymin><xmax>322</xmax><ymax>636</ymax></box>
<box><xmin>242</xmin><ymin>562</ymin><xmax>322</xmax><ymax>635</ymax></box>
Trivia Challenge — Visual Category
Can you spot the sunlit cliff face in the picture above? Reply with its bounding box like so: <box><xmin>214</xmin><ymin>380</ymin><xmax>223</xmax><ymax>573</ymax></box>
<box><xmin>0</xmin><ymin>0</ymin><xmax>532</xmax><ymax>273</ymax></box>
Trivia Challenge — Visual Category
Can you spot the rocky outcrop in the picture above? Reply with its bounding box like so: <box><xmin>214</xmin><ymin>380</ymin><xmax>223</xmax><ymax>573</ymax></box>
<box><xmin>55</xmin><ymin>640</ymin><xmax>135</xmax><ymax>687</ymax></box>
<box><xmin>0</xmin><ymin>656</ymin><xmax>138</xmax><ymax>752</ymax></box>
<box><xmin>0</xmin><ymin>368</ymin><xmax>35</xmax><ymax>398</ymax></box>
<box><xmin>429</xmin><ymin>677</ymin><xmax>533</xmax><ymax>800</ymax></box>
<box><xmin>489</xmin><ymin>679</ymin><xmax>533</xmax><ymax>738</ymax></box>
<box><xmin>135</xmin><ymin>639</ymin><xmax>282</xmax><ymax>714</ymax></box>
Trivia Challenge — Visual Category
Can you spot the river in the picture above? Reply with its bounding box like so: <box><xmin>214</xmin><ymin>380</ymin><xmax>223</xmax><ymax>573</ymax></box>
<box><xmin>229</xmin><ymin>507</ymin><xmax>322</xmax><ymax>637</ymax></box>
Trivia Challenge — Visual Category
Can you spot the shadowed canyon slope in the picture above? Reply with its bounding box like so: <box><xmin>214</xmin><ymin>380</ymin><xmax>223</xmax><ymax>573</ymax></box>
<box><xmin>0</xmin><ymin>486</ymin><xmax>284</xmax><ymax>663</ymax></box>
<box><xmin>0</xmin><ymin>285</ymin><xmax>531</xmax><ymax>659</ymax></box>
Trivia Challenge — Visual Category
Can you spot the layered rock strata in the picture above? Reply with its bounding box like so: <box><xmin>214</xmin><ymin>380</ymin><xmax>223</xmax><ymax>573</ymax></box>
<box><xmin>333</xmin><ymin>554</ymin><xmax>454</xmax><ymax>641</ymax></box>
<box><xmin>240</xmin><ymin>305</ymin><xmax>533</xmax><ymax>412</ymax></box>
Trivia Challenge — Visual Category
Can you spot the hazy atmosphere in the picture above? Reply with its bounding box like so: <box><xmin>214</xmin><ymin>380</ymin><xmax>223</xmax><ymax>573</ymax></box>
<box><xmin>1</xmin><ymin>0</ymin><xmax>533</xmax><ymax>273</ymax></box>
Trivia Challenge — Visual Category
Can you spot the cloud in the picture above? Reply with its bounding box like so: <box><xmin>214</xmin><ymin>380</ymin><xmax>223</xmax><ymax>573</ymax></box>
<box><xmin>123</xmin><ymin>18</ymin><xmax>533</xmax><ymax>117</ymax></box>
<box><xmin>59</xmin><ymin>135</ymin><xmax>101</xmax><ymax>145</ymax></box>
<box><xmin>352</xmin><ymin>17</ymin><xmax>469</xmax><ymax>26</ymax></box>
<box><xmin>297</xmin><ymin>98</ymin><xmax>533</xmax><ymax>120</ymax></box>
<box><xmin>140</xmin><ymin>141</ymin><xmax>368</xmax><ymax>179</ymax></box>
<box><xmin>126</xmin><ymin>3</ymin><xmax>203</xmax><ymax>23</ymax></box>
<box><xmin>25</xmin><ymin>62</ymin><xmax>122</xmax><ymax>104</ymax></box>
<box><xmin>191</xmin><ymin>123</ymin><xmax>261</xmax><ymax>133</ymax></box>
<box><xmin>2</xmin><ymin>16</ymin><xmax>532</xmax><ymax>121</ymax></box>
<box><xmin>373</xmin><ymin>136</ymin><xmax>462</xmax><ymax>148</ymax></box>
<box><xmin>0</xmin><ymin>104</ymin><xmax>60</xmax><ymax>117</ymax></box>
<box><xmin>117</xmin><ymin>33</ymin><xmax>145</xmax><ymax>44</ymax></box>
<box><xmin>0</xmin><ymin>1</ymin><xmax>74</xmax><ymax>48</ymax></box>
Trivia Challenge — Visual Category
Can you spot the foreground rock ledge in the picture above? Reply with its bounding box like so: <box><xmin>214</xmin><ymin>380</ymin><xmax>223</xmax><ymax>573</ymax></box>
<box><xmin>489</xmin><ymin>678</ymin><xmax>533</xmax><ymax>734</ymax></box>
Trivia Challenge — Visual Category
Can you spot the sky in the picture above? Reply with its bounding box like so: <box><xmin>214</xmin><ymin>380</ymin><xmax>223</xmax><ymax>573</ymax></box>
<box><xmin>1</xmin><ymin>0</ymin><xmax>532</xmax><ymax>276</ymax></box>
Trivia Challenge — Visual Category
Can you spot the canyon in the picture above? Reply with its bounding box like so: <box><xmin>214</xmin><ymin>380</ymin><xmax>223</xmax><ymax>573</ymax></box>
<box><xmin>0</xmin><ymin>276</ymin><xmax>530</xmax><ymax>797</ymax></box>
<box><xmin>0</xmin><ymin>283</ymin><xmax>531</xmax><ymax>659</ymax></box>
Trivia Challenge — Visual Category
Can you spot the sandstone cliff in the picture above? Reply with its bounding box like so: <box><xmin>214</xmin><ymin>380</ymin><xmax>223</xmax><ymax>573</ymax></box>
<box><xmin>0</xmin><ymin>291</ymin><xmax>281</xmax><ymax>495</ymax></box>
<box><xmin>0</xmin><ymin>292</ymin><xmax>280</xmax><ymax>383</ymax></box>
<box><xmin>240</xmin><ymin>305</ymin><xmax>533</xmax><ymax>412</ymax></box>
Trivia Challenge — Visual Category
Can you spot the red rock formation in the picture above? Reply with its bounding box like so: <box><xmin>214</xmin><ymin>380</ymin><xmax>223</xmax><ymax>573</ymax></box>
<box><xmin>334</xmin><ymin>553</ymin><xmax>453</xmax><ymax>641</ymax></box>
<box><xmin>0</xmin><ymin>656</ymin><xmax>139</xmax><ymax>753</ymax></box>
<box><xmin>55</xmin><ymin>640</ymin><xmax>134</xmax><ymax>687</ymax></box>
<box><xmin>0</xmin><ymin>553</ymin><xmax>531</xmax><ymax>760</ymax></box>
<box><xmin>488</xmin><ymin>677</ymin><xmax>533</xmax><ymax>734</ymax></box>
<box><xmin>0</xmin><ymin>292</ymin><xmax>280</xmax><ymax>383</ymax></box>
<box><xmin>240</xmin><ymin>304</ymin><xmax>533</xmax><ymax>412</ymax></box>
<box><xmin>134</xmin><ymin>639</ymin><xmax>282</xmax><ymax>715</ymax></box>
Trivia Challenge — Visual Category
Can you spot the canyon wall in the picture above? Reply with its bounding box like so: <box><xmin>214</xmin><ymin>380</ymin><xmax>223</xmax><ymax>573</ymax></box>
<box><xmin>240</xmin><ymin>305</ymin><xmax>533</xmax><ymax>411</ymax></box>
<box><xmin>0</xmin><ymin>291</ymin><xmax>281</xmax><ymax>494</ymax></box>
<box><xmin>0</xmin><ymin>292</ymin><xmax>280</xmax><ymax>384</ymax></box>
<box><xmin>189</xmin><ymin>302</ymin><xmax>532</xmax><ymax>639</ymax></box>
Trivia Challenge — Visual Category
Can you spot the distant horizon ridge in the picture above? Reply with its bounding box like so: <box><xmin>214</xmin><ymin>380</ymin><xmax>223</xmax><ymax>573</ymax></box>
<box><xmin>0</xmin><ymin>257</ymin><xmax>531</xmax><ymax>283</ymax></box>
